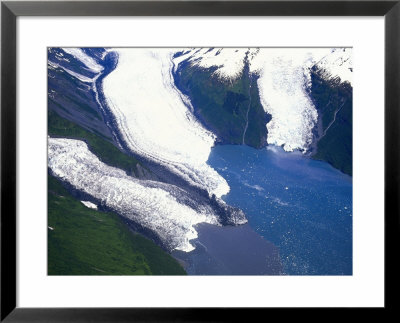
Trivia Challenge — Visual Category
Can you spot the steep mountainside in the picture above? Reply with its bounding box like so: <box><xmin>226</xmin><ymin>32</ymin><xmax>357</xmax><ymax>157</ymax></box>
<box><xmin>174</xmin><ymin>52</ymin><xmax>270</xmax><ymax>148</ymax></box>
<box><xmin>309</xmin><ymin>66</ymin><xmax>353</xmax><ymax>175</ymax></box>
<box><xmin>48</xmin><ymin>48</ymin><xmax>113</xmax><ymax>141</ymax></box>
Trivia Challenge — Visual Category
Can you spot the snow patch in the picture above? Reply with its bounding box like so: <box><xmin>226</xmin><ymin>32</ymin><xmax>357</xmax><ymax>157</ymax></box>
<box><xmin>81</xmin><ymin>201</ymin><xmax>98</xmax><ymax>210</ymax></box>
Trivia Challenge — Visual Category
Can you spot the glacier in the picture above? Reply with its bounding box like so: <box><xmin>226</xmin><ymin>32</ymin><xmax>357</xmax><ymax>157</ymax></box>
<box><xmin>102</xmin><ymin>48</ymin><xmax>230</xmax><ymax>198</ymax></box>
<box><xmin>249</xmin><ymin>48</ymin><xmax>332</xmax><ymax>152</ymax></box>
<box><xmin>48</xmin><ymin>137</ymin><xmax>221</xmax><ymax>252</ymax></box>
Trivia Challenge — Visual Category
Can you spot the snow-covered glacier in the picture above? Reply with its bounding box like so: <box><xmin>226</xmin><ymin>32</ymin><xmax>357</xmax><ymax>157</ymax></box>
<box><xmin>48</xmin><ymin>137</ymin><xmax>222</xmax><ymax>252</ymax></box>
<box><xmin>249</xmin><ymin>48</ymin><xmax>333</xmax><ymax>152</ymax></box>
<box><xmin>102</xmin><ymin>48</ymin><xmax>230</xmax><ymax>198</ymax></box>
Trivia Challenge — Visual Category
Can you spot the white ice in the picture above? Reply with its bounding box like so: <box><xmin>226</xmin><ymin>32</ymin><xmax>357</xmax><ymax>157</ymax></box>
<box><xmin>48</xmin><ymin>137</ymin><xmax>220</xmax><ymax>252</ymax></box>
<box><xmin>249</xmin><ymin>48</ymin><xmax>333</xmax><ymax>152</ymax></box>
<box><xmin>102</xmin><ymin>48</ymin><xmax>230</xmax><ymax>198</ymax></box>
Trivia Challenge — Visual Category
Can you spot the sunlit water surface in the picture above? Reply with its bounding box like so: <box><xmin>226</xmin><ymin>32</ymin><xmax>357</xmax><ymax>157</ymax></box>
<box><xmin>206</xmin><ymin>145</ymin><xmax>352</xmax><ymax>275</ymax></box>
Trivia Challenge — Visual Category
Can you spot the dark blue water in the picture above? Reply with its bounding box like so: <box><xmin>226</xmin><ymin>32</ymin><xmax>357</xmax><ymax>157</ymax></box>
<box><xmin>207</xmin><ymin>145</ymin><xmax>352</xmax><ymax>275</ymax></box>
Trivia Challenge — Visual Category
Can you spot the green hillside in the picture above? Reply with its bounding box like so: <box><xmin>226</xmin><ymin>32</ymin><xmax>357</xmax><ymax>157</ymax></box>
<box><xmin>174</xmin><ymin>61</ymin><xmax>269</xmax><ymax>148</ymax></box>
<box><xmin>310</xmin><ymin>68</ymin><xmax>353</xmax><ymax>176</ymax></box>
<box><xmin>48</xmin><ymin>174</ymin><xmax>186</xmax><ymax>275</ymax></box>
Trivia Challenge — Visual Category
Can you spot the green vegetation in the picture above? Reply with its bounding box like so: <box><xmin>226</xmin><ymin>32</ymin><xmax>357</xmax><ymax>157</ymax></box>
<box><xmin>175</xmin><ymin>62</ymin><xmax>268</xmax><ymax>148</ymax></box>
<box><xmin>48</xmin><ymin>109</ymin><xmax>147</xmax><ymax>177</ymax></box>
<box><xmin>48</xmin><ymin>174</ymin><xmax>186</xmax><ymax>275</ymax></box>
<box><xmin>244</xmin><ymin>76</ymin><xmax>271</xmax><ymax>147</ymax></box>
<box><xmin>310</xmin><ymin>69</ymin><xmax>353</xmax><ymax>176</ymax></box>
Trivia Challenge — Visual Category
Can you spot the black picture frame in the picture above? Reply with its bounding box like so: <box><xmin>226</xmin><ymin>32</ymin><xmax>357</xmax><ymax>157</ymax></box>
<box><xmin>1</xmin><ymin>0</ymin><xmax>399</xmax><ymax>321</ymax></box>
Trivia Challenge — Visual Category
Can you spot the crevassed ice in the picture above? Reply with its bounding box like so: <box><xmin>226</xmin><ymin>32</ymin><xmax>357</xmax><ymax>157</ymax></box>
<box><xmin>102</xmin><ymin>48</ymin><xmax>230</xmax><ymax>198</ymax></box>
<box><xmin>250</xmin><ymin>48</ymin><xmax>333</xmax><ymax>151</ymax></box>
<box><xmin>48</xmin><ymin>137</ymin><xmax>219</xmax><ymax>252</ymax></box>
<box><xmin>249</xmin><ymin>48</ymin><xmax>352</xmax><ymax>151</ymax></box>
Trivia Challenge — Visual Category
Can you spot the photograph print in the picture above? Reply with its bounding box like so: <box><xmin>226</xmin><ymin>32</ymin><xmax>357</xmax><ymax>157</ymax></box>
<box><xmin>48</xmin><ymin>47</ymin><xmax>352</xmax><ymax>275</ymax></box>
